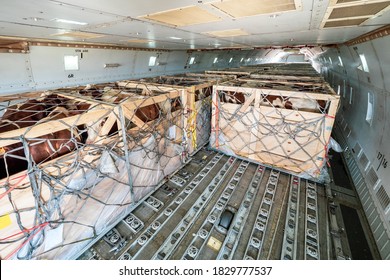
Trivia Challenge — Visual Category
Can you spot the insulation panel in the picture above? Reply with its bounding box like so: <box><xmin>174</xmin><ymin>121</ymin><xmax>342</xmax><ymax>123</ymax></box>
<box><xmin>211</xmin><ymin>0</ymin><xmax>297</xmax><ymax>18</ymax></box>
<box><xmin>52</xmin><ymin>31</ymin><xmax>105</xmax><ymax>39</ymax></box>
<box><xmin>329</xmin><ymin>1</ymin><xmax>390</xmax><ymax>19</ymax></box>
<box><xmin>126</xmin><ymin>39</ymin><xmax>155</xmax><ymax>43</ymax></box>
<box><xmin>324</xmin><ymin>18</ymin><xmax>368</xmax><ymax>28</ymax></box>
<box><xmin>140</xmin><ymin>6</ymin><xmax>221</xmax><ymax>26</ymax></box>
<box><xmin>204</xmin><ymin>29</ymin><xmax>250</xmax><ymax>37</ymax></box>
<box><xmin>336</xmin><ymin>0</ymin><xmax>362</xmax><ymax>4</ymax></box>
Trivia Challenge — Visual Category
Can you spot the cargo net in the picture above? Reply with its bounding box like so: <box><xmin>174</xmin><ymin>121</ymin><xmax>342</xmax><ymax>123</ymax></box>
<box><xmin>210</xmin><ymin>85</ymin><xmax>339</xmax><ymax>181</ymax></box>
<box><xmin>188</xmin><ymin>86</ymin><xmax>212</xmax><ymax>154</ymax></box>
<box><xmin>0</xmin><ymin>82</ymin><xmax>189</xmax><ymax>259</ymax></box>
<box><xmin>138</xmin><ymin>75</ymin><xmax>213</xmax><ymax>154</ymax></box>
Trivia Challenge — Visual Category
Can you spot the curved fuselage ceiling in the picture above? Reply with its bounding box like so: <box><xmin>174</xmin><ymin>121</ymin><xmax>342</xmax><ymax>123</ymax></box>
<box><xmin>0</xmin><ymin>0</ymin><xmax>389</xmax><ymax>260</ymax></box>
<box><xmin>1</xmin><ymin>0</ymin><xmax>389</xmax><ymax>49</ymax></box>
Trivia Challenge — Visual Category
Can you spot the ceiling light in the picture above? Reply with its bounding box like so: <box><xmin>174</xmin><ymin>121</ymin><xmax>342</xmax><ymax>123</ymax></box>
<box><xmin>169</xmin><ymin>36</ymin><xmax>182</xmax><ymax>40</ymax></box>
<box><xmin>52</xmin><ymin>18</ymin><xmax>88</xmax><ymax>25</ymax></box>
<box><xmin>270</xmin><ymin>14</ymin><xmax>279</xmax><ymax>18</ymax></box>
<box><xmin>24</xmin><ymin>17</ymin><xmax>44</xmax><ymax>21</ymax></box>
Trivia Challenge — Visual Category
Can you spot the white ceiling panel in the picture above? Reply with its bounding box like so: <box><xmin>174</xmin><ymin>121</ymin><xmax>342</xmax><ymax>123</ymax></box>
<box><xmin>0</xmin><ymin>0</ymin><xmax>122</xmax><ymax>30</ymax></box>
<box><xmin>184</xmin><ymin>11</ymin><xmax>312</xmax><ymax>35</ymax></box>
<box><xmin>0</xmin><ymin>21</ymin><xmax>64</xmax><ymax>39</ymax></box>
<box><xmin>361</xmin><ymin>8</ymin><xmax>390</xmax><ymax>25</ymax></box>
<box><xmin>45</xmin><ymin>0</ymin><xmax>218</xmax><ymax>17</ymax></box>
<box><xmin>0</xmin><ymin>0</ymin><xmax>388</xmax><ymax>49</ymax></box>
<box><xmin>80</xmin><ymin>19</ymin><xmax>211</xmax><ymax>40</ymax></box>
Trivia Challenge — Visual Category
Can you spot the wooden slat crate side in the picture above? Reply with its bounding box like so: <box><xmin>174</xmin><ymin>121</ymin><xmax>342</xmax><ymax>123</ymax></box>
<box><xmin>211</xmin><ymin>85</ymin><xmax>340</xmax><ymax>177</ymax></box>
<box><xmin>219</xmin><ymin>104</ymin><xmax>326</xmax><ymax>162</ymax></box>
<box><xmin>249</xmin><ymin>74</ymin><xmax>324</xmax><ymax>82</ymax></box>
<box><xmin>215</xmin><ymin>85</ymin><xmax>339</xmax><ymax>103</ymax></box>
<box><xmin>235</xmin><ymin>78</ymin><xmax>333</xmax><ymax>94</ymax></box>
<box><xmin>184</xmin><ymin>72</ymin><xmax>238</xmax><ymax>81</ymax></box>
<box><xmin>137</xmin><ymin>76</ymin><xmax>224</xmax><ymax>89</ymax></box>
<box><xmin>206</xmin><ymin>70</ymin><xmax>252</xmax><ymax>76</ymax></box>
<box><xmin>0</xmin><ymin>87</ymin><xmax>187</xmax><ymax>174</ymax></box>
<box><xmin>0</xmin><ymin>87</ymin><xmax>188</xmax><ymax>259</ymax></box>
<box><xmin>118</xmin><ymin>79</ymin><xmax>214</xmax><ymax>154</ymax></box>
<box><xmin>241</xmin><ymin>63</ymin><xmax>321</xmax><ymax>77</ymax></box>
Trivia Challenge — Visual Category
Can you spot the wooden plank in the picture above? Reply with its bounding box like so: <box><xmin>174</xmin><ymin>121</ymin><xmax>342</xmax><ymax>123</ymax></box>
<box><xmin>120</xmin><ymin>90</ymin><xmax>182</xmax><ymax>111</ymax></box>
<box><xmin>238</xmin><ymin>78</ymin><xmax>326</xmax><ymax>87</ymax></box>
<box><xmin>159</xmin><ymin>76</ymin><xmax>201</xmax><ymax>81</ymax></box>
<box><xmin>131</xmin><ymin>79</ymin><xmax>215</xmax><ymax>93</ymax></box>
<box><xmin>186</xmin><ymin>85</ymin><xmax>196</xmax><ymax>153</ymax></box>
<box><xmin>0</xmin><ymin>108</ymin><xmax>110</xmax><ymax>147</ymax></box>
<box><xmin>92</xmin><ymin>111</ymin><xmax>120</xmax><ymax>144</ymax></box>
<box><xmin>185</xmin><ymin>73</ymin><xmax>237</xmax><ymax>80</ymax></box>
<box><xmin>215</xmin><ymin>85</ymin><xmax>339</xmax><ymax>100</ymax></box>
<box><xmin>249</xmin><ymin>74</ymin><xmax>323</xmax><ymax>81</ymax></box>
<box><xmin>55</xmin><ymin>93</ymin><xmax>104</xmax><ymax>107</ymax></box>
<box><xmin>99</xmin><ymin>111</ymin><xmax>119</xmax><ymax>136</ymax></box>
<box><xmin>124</xmin><ymin>108</ymin><xmax>150</xmax><ymax>129</ymax></box>
<box><xmin>206</xmin><ymin>70</ymin><xmax>251</xmax><ymax>76</ymax></box>
<box><xmin>221</xmin><ymin>102</ymin><xmax>326</xmax><ymax>122</ymax></box>
<box><xmin>117</xmin><ymin>81</ymin><xmax>177</xmax><ymax>93</ymax></box>
<box><xmin>211</xmin><ymin>86</ymin><xmax>219</xmax><ymax>148</ymax></box>
<box><xmin>238</xmin><ymin>94</ymin><xmax>256</xmax><ymax>114</ymax></box>
<box><xmin>193</xmin><ymin>82</ymin><xmax>214</xmax><ymax>91</ymax></box>
<box><xmin>0</xmin><ymin>92</ymin><xmax>45</xmax><ymax>102</ymax></box>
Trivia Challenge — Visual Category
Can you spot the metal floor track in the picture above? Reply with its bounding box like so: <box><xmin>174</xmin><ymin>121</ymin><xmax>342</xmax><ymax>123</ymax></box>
<box><xmin>78</xmin><ymin>148</ymin><xmax>332</xmax><ymax>260</ymax></box>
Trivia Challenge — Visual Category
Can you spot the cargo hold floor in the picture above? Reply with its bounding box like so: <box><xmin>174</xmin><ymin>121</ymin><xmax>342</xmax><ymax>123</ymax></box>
<box><xmin>78</xmin><ymin>148</ymin><xmax>338</xmax><ymax>260</ymax></box>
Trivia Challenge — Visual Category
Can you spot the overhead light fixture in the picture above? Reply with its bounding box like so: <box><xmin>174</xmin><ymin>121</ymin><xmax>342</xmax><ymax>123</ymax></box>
<box><xmin>269</xmin><ymin>14</ymin><xmax>279</xmax><ymax>18</ymax></box>
<box><xmin>169</xmin><ymin>36</ymin><xmax>182</xmax><ymax>40</ymax></box>
<box><xmin>104</xmin><ymin>63</ymin><xmax>121</xmax><ymax>68</ymax></box>
<box><xmin>52</xmin><ymin>18</ymin><xmax>88</xmax><ymax>25</ymax></box>
<box><xmin>24</xmin><ymin>17</ymin><xmax>44</xmax><ymax>21</ymax></box>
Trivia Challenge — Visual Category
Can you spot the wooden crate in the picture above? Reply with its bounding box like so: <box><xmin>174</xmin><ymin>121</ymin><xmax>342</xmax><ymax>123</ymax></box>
<box><xmin>249</xmin><ymin>73</ymin><xmax>324</xmax><ymax>83</ymax></box>
<box><xmin>138</xmin><ymin>73</ymin><xmax>234</xmax><ymax>84</ymax></box>
<box><xmin>205</xmin><ymin>69</ymin><xmax>252</xmax><ymax>78</ymax></box>
<box><xmin>231</xmin><ymin>77</ymin><xmax>333</xmax><ymax>94</ymax></box>
<box><xmin>211</xmin><ymin>84</ymin><xmax>340</xmax><ymax>179</ymax></box>
<box><xmin>116</xmin><ymin>80</ymin><xmax>188</xmax><ymax>148</ymax></box>
<box><xmin>241</xmin><ymin>63</ymin><xmax>321</xmax><ymax>77</ymax></box>
<box><xmin>184</xmin><ymin>72</ymin><xmax>237</xmax><ymax>81</ymax></box>
<box><xmin>0</xmin><ymin>86</ymin><xmax>185</xmax><ymax>259</ymax></box>
<box><xmin>207</xmin><ymin>63</ymin><xmax>323</xmax><ymax>83</ymax></box>
<box><xmin>120</xmin><ymin>75</ymin><xmax>226</xmax><ymax>154</ymax></box>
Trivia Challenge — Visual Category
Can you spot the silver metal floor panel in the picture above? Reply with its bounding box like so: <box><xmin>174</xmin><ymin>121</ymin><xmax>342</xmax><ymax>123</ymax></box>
<box><xmin>77</xmin><ymin>148</ymin><xmax>347</xmax><ymax>260</ymax></box>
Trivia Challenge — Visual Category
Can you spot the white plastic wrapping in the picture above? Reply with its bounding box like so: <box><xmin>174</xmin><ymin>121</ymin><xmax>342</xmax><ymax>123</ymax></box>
<box><xmin>0</xmin><ymin>86</ymin><xmax>186</xmax><ymax>259</ymax></box>
<box><xmin>328</xmin><ymin>137</ymin><xmax>343</xmax><ymax>153</ymax></box>
<box><xmin>195</xmin><ymin>98</ymin><xmax>212</xmax><ymax>150</ymax></box>
<box><xmin>209</xmin><ymin>130</ymin><xmax>237</xmax><ymax>157</ymax></box>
